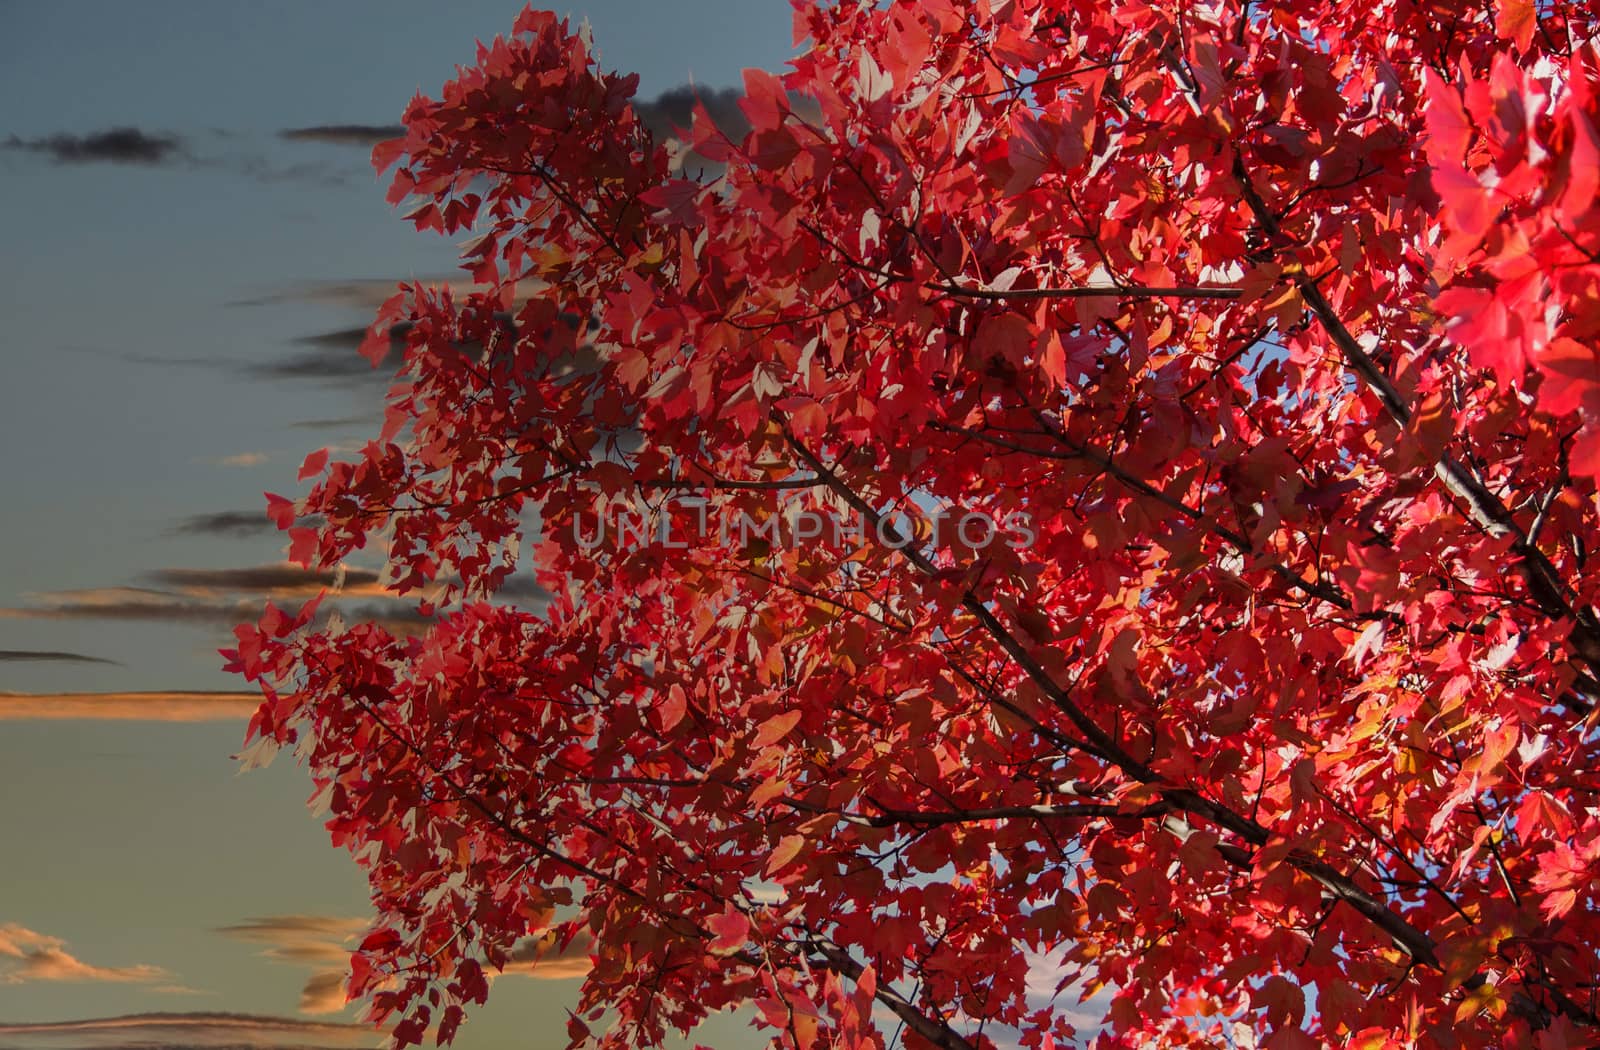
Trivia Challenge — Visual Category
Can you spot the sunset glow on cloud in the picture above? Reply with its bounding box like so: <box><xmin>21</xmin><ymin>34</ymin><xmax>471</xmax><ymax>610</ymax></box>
<box><xmin>216</xmin><ymin>916</ymin><xmax>368</xmax><ymax>1015</ymax></box>
<box><xmin>0</xmin><ymin>925</ymin><xmax>171</xmax><ymax>986</ymax></box>
<box><xmin>0</xmin><ymin>1012</ymin><xmax>380</xmax><ymax>1049</ymax></box>
<box><xmin>0</xmin><ymin>691</ymin><xmax>258</xmax><ymax>721</ymax></box>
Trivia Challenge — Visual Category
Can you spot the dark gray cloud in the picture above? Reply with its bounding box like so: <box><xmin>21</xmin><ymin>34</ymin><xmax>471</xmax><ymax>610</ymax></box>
<box><xmin>222</xmin><ymin>156</ymin><xmax>350</xmax><ymax>188</ymax></box>
<box><xmin>168</xmin><ymin>511</ymin><xmax>274</xmax><ymax>538</ymax></box>
<box><xmin>224</xmin><ymin>278</ymin><xmax>446</xmax><ymax>311</ymax></box>
<box><xmin>0</xmin><ymin>650</ymin><xmax>119</xmax><ymax>666</ymax></box>
<box><xmin>494</xmin><ymin>576</ymin><xmax>552</xmax><ymax>604</ymax></box>
<box><xmin>3</xmin><ymin>127</ymin><xmax>183</xmax><ymax>165</ymax></box>
<box><xmin>3</xmin><ymin>128</ymin><xmax>350</xmax><ymax>186</ymax></box>
<box><xmin>168</xmin><ymin>511</ymin><xmax>325</xmax><ymax>538</ymax></box>
<box><xmin>288</xmin><ymin>415</ymin><xmax>380</xmax><ymax>431</ymax></box>
<box><xmin>0</xmin><ymin>588</ymin><xmax>432</xmax><ymax>637</ymax></box>
<box><xmin>143</xmin><ymin>564</ymin><xmax>382</xmax><ymax>595</ymax></box>
<box><xmin>0</xmin><ymin>592</ymin><xmax>281</xmax><ymax>626</ymax></box>
<box><xmin>289</xmin><ymin>326</ymin><xmax>371</xmax><ymax>349</ymax></box>
<box><xmin>279</xmin><ymin>124</ymin><xmax>405</xmax><ymax>147</ymax></box>
<box><xmin>634</xmin><ymin>84</ymin><xmax>750</xmax><ymax>140</ymax></box>
<box><xmin>249</xmin><ymin>327</ymin><xmax>391</xmax><ymax>383</ymax></box>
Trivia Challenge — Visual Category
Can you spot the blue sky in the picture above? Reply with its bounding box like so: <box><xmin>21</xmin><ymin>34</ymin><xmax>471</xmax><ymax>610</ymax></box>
<box><xmin>0</xmin><ymin>3</ymin><xmax>794</xmax><ymax>1046</ymax></box>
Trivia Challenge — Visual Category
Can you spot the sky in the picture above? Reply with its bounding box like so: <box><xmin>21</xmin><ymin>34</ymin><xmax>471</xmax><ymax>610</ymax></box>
<box><xmin>0</xmin><ymin>3</ymin><xmax>797</xmax><ymax>1047</ymax></box>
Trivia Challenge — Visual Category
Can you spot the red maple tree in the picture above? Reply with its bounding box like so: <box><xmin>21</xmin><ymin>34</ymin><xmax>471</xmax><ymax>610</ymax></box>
<box><xmin>228</xmin><ymin>2</ymin><xmax>1600</xmax><ymax>1046</ymax></box>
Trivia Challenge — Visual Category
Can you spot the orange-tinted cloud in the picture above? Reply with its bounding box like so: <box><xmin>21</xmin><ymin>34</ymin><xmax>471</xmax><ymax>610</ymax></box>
<box><xmin>213</xmin><ymin>452</ymin><xmax>269</xmax><ymax>467</ymax></box>
<box><xmin>297</xmin><ymin>970</ymin><xmax>349</xmax><ymax>1015</ymax></box>
<box><xmin>215</xmin><ymin>916</ymin><xmax>366</xmax><ymax>963</ymax></box>
<box><xmin>503</xmin><ymin>929</ymin><xmax>594</xmax><ymax>981</ymax></box>
<box><xmin>0</xmin><ymin>691</ymin><xmax>259</xmax><ymax>722</ymax></box>
<box><xmin>0</xmin><ymin>1012</ymin><xmax>378</xmax><ymax>1049</ymax></box>
<box><xmin>216</xmin><ymin>916</ymin><xmax>369</xmax><ymax>1016</ymax></box>
<box><xmin>0</xmin><ymin>925</ymin><xmax>171</xmax><ymax>986</ymax></box>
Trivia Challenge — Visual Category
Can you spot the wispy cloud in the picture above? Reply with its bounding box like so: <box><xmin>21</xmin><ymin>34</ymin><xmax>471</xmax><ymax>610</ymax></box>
<box><xmin>3</xmin><ymin>127</ymin><xmax>183</xmax><ymax>165</ymax></box>
<box><xmin>0</xmin><ymin>691</ymin><xmax>259</xmax><ymax>722</ymax></box>
<box><xmin>209</xmin><ymin>452</ymin><xmax>269</xmax><ymax>468</ymax></box>
<box><xmin>634</xmin><ymin>84</ymin><xmax>749</xmax><ymax>141</ymax></box>
<box><xmin>1</xmin><ymin>129</ymin><xmax>351</xmax><ymax>187</ymax></box>
<box><xmin>279</xmin><ymin>125</ymin><xmax>404</xmax><ymax>147</ymax></box>
<box><xmin>288</xmin><ymin>415</ymin><xmax>380</xmax><ymax>431</ymax></box>
<box><xmin>0</xmin><ymin>590</ymin><xmax>431</xmax><ymax>636</ymax></box>
<box><xmin>168</xmin><ymin>511</ymin><xmax>317</xmax><ymax>539</ymax></box>
<box><xmin>503</xmin><ymin>930</ymin><xmax>593</xmax><ymax>981</ymax></box>
<box><xmin>214</xmin><ymin>917</ymin><xmax>366</xmax><ymax>963</ymax></box>
<box><xmin>0</xmin><ymin>925</ymin><xmax>171</xmax><ymax>986</ymax></box>
<box><xmin>0</xmin><ymin>1011</ymin><xmax>378</xmax><ymax>1050</ymax></box>
<box><xmin>224</xmin><ymin>277</ymin><xmax>458</xmax><ymax>311</ymax></box>
<box><xmin>248</xmin><ymin>336</ymin><xmax>389</xmax><ymax>384</ymax></box>
<box><xmin>0</xmin><ymin>650</ymin><xmax>119</xmax><ymax>666</ymax></box>
<box><xmin>143</xmin><ymin>564</ymin><xmax>383</xmax><ymax>598</ymax></box>
<box><xmin>216</xmin><ymin>916</ymin><xmax>370</xmax><ymax>1016</ymax></box>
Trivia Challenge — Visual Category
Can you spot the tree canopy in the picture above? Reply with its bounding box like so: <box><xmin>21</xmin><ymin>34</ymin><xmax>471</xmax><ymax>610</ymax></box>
<box><xmin>228</xmin><ymin>2</ymin><xmax>1600</xmax><ymax>1047</ymax></box>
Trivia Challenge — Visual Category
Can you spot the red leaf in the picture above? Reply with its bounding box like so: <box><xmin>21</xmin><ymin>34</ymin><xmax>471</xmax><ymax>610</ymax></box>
<box><xmin>764</xmin><ymin>833</ymin><xmax>806</xmax><ymax>877</ymax></box>
<box><xmin>639</xmin><ymin>179</ymin><xmax>703</xmax><ymax>226</ymax></box>
<box><xmin>298</xmin><ymin>448</ymin><xmax>329</xmax><ymax>481</ymax></box>
<box><xmin>706</xmin><ymin>906</ymin><xmax>750</xmax><ymax>954</ymax></box>
<box><xmin>265</xmin><ymin>492</ymin><xmax>297</xmax><ymax>530</ymax></box>
<box><xmin>740</xmin><ymin>67</ymin><xmax>789</xmax><ymax>131</ymax></box>
<box><xmin>752</xmin><ymin>709</ymin><xmax>802</xmax><ymax>748</ymax></box>
<box><xmin>659</xmin><ymin>683</ymin><xmax>688</xmax><ymax>731</ymax></box>
<box><xmin>288</xmin><ymin>526</ymin><xmax>319</xmax><ymax>567</ymax></box>
<box><xmin>371</xmin><ymin>136</ymin><xmax>407</xmax><ymax>174</ymax></box>
<box><xmin>1496</xmin><ymin>0</ymin><xmax>1536</xmax><ymax>50</ymax></box>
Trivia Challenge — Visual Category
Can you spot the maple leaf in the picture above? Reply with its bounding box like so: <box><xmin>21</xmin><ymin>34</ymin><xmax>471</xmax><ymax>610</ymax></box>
<box><xmin>706</xmin><ymin>906</ymin><xmax>750</xmax><ymax>955</ymax></box>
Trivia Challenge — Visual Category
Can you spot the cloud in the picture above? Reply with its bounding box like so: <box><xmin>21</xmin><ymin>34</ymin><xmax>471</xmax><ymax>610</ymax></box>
<box><xmin>169</xmin><ymin>511</ymin><xmax>325</xmax><ymax>539</ymax></box>
<box><xmin>0</xmin><ymin>559</ymin><xmax>544</xmax><ymax>639</ymax></box>
<box><xmin>149</xmin><ymin>985</ymin><xmax>214</xmax><ymax>997</ymax></box>
<box><xmin>629</xmin><ymin>82</ymin><xmax>821</xmax><ymax>177</ymax></box>
<box><xmin>0</xmin><ymin>587</ymin><xmax>251</xmax><ymax>625</ymax></box>
<box><xmin>634</xmin><ymin>84</ymin><xmax>750</xmax><ymax>141</ymax></box>
<box><xmin>249</xmin><ymin>345</ymin><xmax>386</xmax><ymax>384</ymax></box>
<box><xmin>0</xmin><ymin>590</ymin><xmax>431</xmax><ymax>636</ymax></box>
<box><xmin>0</xmin><ymin>691</ymin><xmax>260</xmax><ymax>722</ymax></box>
<box><xmin>225</xmin><ymin>277</ymin><xmax>544</xmax><ymax>313</ymax></box>
<box><xmin>143</xmin><ymin>564</ymin><xmax>383</xmax><ymax>598</ymax></box>
<box><xmin>290</xmin><ymin>327</ymin><xmax>373</xmax><ymax>350</ymax></box>
<box><xmin>0</xmin><ymin>650</ymin><xmax>118</xmax><ymax>666</ymax></box>
<box><xmin>296</xmin><ymin>971</ymin><xmax>349</xmax><ymax>1016</ymax></box>
<box><xmin>279</xmin><ymin>125</ymin><xmax>405</xmax><ymax>147</ymax></box>
<box><xmin>170</xmin><ymin>511</ymin><xmax>273</xmax><ymax>537</ymax></box>
<box><xmin>214</xmin><ymin>917</ymin><xmax>366</xmax><ymax>959</ymax></box>
<box><xmin>210</xmin><ymin>452</ymin><xmax>269</xmax><ymax>468</ymax></box>
<box><xmin>2</xmin><ymin>127</ymin><xmax>183</xmax><ymax>165</ymax></box>
<box><xmin>503</xmin><ymin>930</ymin><xmax>594</xmax><ymax>981</ymax></box>
<box><xmin>208</xmin><ymin>152</ymin><xmax>352</xmax><ymax>188</ymax></box>
<box><xmin>0</xmin><ymin>1011</ymin><xmax>378</xmax><ymax>1050</ymax></box>
<box><xmin>1</xmin><ymin>127</ymin><xmax>358</xmax><ymax>187</ymax></box>
<box><xmin>0</xmin><ymin>925</ymin><xmax>171</xmax><ymax>986</ymax></box>
<box><xmin>216</xmin><ymin>916</ymin><xmax>369</xmax><ymax>1018</ymax></box>
<box><xmin>225</xmin><ymin>278</ymin><xmax>457</xmax><ymax>311</ymax></box>
<box><xmin>288</xmin><ymin>416</ymin><xmax>380</xmax><ymax>431</ymax></box>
